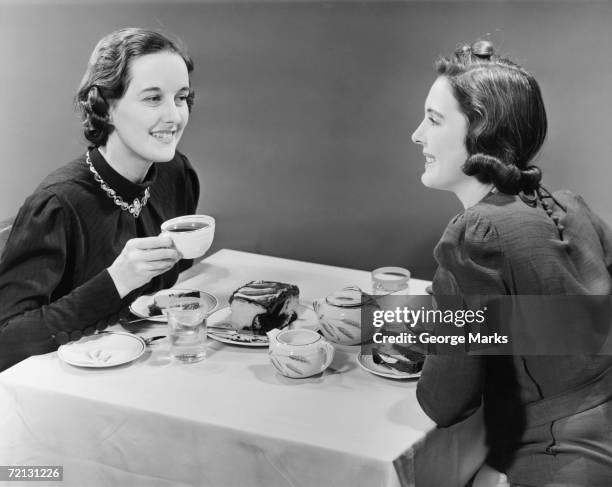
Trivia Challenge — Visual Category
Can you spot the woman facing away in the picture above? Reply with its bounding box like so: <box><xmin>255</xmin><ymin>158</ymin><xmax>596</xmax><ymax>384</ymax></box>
<box><xmin>411</xmin><ymin>40</ymin><xmax>612</xmax><ymax>486</ymax></box>
<box><xmin>0</xmin><ymin>28</ymin><xmax>200</xmax><ymax>371</ymax></box>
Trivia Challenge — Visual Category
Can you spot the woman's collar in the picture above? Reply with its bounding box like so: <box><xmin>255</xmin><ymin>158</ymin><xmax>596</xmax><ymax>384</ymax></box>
<box><xmin>89</xmin><ymin>147</ymin><xmax>157</xmax><ymax>200</ymax></box>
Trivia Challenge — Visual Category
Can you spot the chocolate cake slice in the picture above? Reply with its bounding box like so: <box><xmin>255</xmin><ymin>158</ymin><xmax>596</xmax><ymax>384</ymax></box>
<box><xmin>229</xmin><ymin>281</ymin><xmax>299</xmax><ymax>334</ymax></box>
<box><xmin>372</xmin><ymin>348</ymin><xmax>424</xmax><ymax>374</ymax></box>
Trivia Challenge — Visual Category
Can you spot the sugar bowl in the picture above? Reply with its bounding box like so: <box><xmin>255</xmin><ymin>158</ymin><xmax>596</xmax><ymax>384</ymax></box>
<box><xmin>312</xmin><ymin>287</ymin><xmax>379</xmax><ymax>346</ymax></box>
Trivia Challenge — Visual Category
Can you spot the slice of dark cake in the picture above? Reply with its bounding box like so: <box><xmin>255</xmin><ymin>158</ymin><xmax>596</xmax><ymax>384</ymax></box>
<box><xmin>372</xmin><ymin>347</ymin><xmax>424</xmax><ymax>374</ymax></box>
<box><xmin>229</xmin><ymin>281</ymin><xmax>299</xmax><ymax>334</ymax></box>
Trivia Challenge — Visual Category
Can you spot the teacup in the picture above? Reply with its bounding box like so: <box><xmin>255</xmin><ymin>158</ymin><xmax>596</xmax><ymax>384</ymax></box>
<box><xmin>161</xmin><ymin>215</ymin><xmax>215</xmax><ymax>259</ymax></box>
<box><xmin>267</xmin><ymin>328</ymin><xmax>335</xmax><ymax>379</ymax></box>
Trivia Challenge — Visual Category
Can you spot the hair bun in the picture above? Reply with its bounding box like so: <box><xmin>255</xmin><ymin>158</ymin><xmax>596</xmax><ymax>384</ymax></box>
<box><xmin>519</xmin><ymin>165</ymin><xmax>542</xmax><ymax>192</ymax></box>
<box><xmin>471</xmin><ymin>39</ymin><xmax>495</xmax><ymax>60</ymax></box>
<box><xmin>464</xmin><ymin>153</ymin><xmax>521</xmax><ymax>193</ymax></box>
<box><xmin>80</xmin><ymin>86</ymin><xmax>111</xmax><ymax>145</ymax></box>
<box><xmin>455</xmin><ymin>39</ymin><xmax>495</xmax><ymax>62</ymax></box>
<box><xmin>463</xmin><ymin>154</ymin><xmax>543</xmax><ymax>194</ymax></box>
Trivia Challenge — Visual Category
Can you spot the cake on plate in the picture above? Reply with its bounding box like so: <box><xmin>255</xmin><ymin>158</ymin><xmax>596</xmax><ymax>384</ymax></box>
<box><xmin>229</xmin><ymin>280</ymin><xmax>299</xmax><ymax>334</ymax></box>
<box><xmin>372</xmin><ymin>346</ymin><xmax>424</xmax><ymax>374</ymax></box>
<box><xmin>148</xmin><ymin>290</ymin><xmax>201</xmax><ymax>316</ymax></box>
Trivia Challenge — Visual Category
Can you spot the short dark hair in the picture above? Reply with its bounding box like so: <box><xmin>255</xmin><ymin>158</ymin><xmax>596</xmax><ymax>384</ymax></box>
<box><xmin>76</xmin><ymin>28</ymin><xmax>195</xmax><ymax>146</ymax></box>
<box><xmin>436</xmin><ymin>40</ymin><xmax>547</xmax><ymax>194</ymax></box>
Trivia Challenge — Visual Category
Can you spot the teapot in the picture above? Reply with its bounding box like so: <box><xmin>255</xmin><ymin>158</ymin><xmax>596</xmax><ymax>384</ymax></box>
<box><xmin>312</xmin><ymin>287</ymin><xmax>378</xmax><ymax>346</ymax></box>
<box><xmin>267</xmin><ymin>328</ymin><xmax>334</xmax><ymax>379</ymax></box>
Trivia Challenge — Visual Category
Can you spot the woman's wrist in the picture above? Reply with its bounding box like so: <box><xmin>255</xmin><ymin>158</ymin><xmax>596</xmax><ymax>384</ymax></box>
<box><xmin>107</xmin><ymin>264</ymin><xmax>131</xmax><ymax>299</ymax></box>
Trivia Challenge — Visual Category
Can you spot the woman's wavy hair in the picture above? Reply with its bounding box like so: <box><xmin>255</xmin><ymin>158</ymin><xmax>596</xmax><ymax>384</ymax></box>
<box><xmin>436</xmin><ymin>40</ymin><xmax>547</xmax><ymax>194</ymax></box>
<box><xmin>76</xmin><ymin>28</ymin><xmax>195</xmax><ymax>146</ymax></box>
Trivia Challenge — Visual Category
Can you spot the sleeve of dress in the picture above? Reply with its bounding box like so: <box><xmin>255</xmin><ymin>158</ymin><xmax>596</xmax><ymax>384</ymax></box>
<box><xmin>417</xmin><ymin>209</ymin><xmax>506</xmax><ymax>427</ymax></box>
<box><xmin>0</xmin><ymin>189</ymin><xmax>123</xmax><ymax>371</ymax></box>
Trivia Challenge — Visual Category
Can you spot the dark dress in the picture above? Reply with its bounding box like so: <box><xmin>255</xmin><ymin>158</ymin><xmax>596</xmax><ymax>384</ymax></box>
<box><xmin>416</xmin><ymin>190</ymin><xmax>612</xmax><ymax>486</ymax></box>
<box><xmin>0</xmin><ymin>148</ymin><xmax>199</xmax><ymax>371</ymax></box>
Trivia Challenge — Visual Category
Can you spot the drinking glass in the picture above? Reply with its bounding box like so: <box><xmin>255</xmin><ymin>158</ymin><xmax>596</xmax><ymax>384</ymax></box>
<box><xmin>371</xmin><ymin>266</ymin><xmax>411</xmax><ymax>296</ymax></box>
<box><xmin>166</xmin><ymin>296</ymin><xmax>210</xmax><ymax>363</ymax></box>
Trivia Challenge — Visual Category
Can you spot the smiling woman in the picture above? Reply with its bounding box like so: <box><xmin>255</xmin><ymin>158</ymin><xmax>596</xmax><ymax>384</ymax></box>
<box><xmin>0</xmin><ymin>28</ymin><xmax>200</xmax><ymax>371</ymax></box>
<box><xmin>409</xmin><ymin>39</ymin><xmax>612</xmax><ymax>487</ymax></box>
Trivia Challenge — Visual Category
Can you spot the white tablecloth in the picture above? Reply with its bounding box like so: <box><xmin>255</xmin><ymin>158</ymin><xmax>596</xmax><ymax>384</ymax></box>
<box><xmin>0</xmin><ymin>249</ymin><xmax>485</xmax><ymax>487</ymax></box>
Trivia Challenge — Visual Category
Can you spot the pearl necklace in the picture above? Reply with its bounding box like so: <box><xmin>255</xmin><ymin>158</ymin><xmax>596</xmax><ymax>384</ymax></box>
<box><xmin>85</xmin><ymin>150</ymin><xmax>150</xmax><ymax>218</ymax></box>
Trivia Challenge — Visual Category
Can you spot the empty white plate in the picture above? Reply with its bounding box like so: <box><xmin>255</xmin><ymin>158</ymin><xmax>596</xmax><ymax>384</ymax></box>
<box><xmin>58</xmin><ymin>332</ymin><xmax>146</xmax><ymax>368</ymax></box>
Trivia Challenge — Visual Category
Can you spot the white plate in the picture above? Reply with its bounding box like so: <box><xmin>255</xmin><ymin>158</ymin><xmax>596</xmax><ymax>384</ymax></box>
<box><xmin>207</xmin><ymin>304</ymin><xmax>319</xmax><ymax>347</ymax></box>
<box><xmin>356</xmin><ymin>352</ymin><xmax>421</xmax><ymax>380</ymax></box>
<box><xmin>129</xmin><ymin>289</ymin><xmax>219</xmax><ymax>322</ymax></box>
<box><xmin>58</xmin><ymin>332</ymin><xmax>146</xmax><ymax>368</ymax></box>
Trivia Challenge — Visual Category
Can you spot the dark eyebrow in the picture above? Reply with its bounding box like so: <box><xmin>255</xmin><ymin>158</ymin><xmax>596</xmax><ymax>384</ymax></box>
<box><xmin>426</xmin><ymin>108</ymin><xmax>445</xmax><ymax>119</ymax></box>
<box><xmin>139</xmin><ymin>87</ymin><xmax>161</xmax><ymax>94</ymax></box>
<box><xmin>138</xmin><ymin>86</ymin><xmax>190</xmax><ymax>95</ymax></box>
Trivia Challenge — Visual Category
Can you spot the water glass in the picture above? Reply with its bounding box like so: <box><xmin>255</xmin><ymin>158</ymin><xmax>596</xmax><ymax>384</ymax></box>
<box><xmin>166</xmin><ymin>296</ymin><xmax>209</xmax><ymax>363</ymax></box>
<box><xmin>371</xmin><ymin>266</ymin><xmax>411</xmax><ymax>295</ymax></box>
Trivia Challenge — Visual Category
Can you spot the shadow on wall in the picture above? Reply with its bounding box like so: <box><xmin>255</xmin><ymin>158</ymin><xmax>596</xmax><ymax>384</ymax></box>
<box><xmin>1</xmin><ymin>1</ymin><xmax>611</xmax><ymax>279</ymax></box>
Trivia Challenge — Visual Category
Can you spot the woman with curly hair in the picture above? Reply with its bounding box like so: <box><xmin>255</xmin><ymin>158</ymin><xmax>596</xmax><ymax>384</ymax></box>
<box><xmin>0</xmin><ymin>28</ymin><xmax>199</xmax><ymax>371</ymax></box>
<box><xmin>412</xmin><ymin>40</ymin><xmax>612</xmax><ymax>486</ymax></box>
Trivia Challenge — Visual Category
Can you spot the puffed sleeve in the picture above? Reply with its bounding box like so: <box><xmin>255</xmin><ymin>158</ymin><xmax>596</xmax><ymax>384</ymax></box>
<box><xmin>417</xmin><ymin>210</ymin><xmax>505</xmax><ymax>427</ymax></box>
<box><xmin>433</xmin><ymin>209</ymin><xmax>507</xmax><ymax>296</ymax></box>
<box><xmin>0</xmin><ymin>190</ymin><xmax>123</xmax><ymax>371</ymax></box>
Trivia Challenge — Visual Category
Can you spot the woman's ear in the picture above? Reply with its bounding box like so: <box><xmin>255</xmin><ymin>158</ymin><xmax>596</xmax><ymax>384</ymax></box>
<box><xmin>106</xmin><ymin>102</ymin><xmax>115</xmax><ymax>125</ymax></box>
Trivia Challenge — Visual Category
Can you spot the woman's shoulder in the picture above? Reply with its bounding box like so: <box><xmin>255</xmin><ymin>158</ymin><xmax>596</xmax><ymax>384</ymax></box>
<box><xmin>35</xmin><ymin>153</ymin><xmax>92</xmax><ymax>195</ymax></box>
<box><xmin>475</xmin><ymin>191</ymin><xmax>546</xmax><ymax>225</ymax></box>
<box><xmin>151</xmin><ymin>150</ymin><xmax>200</xmax><ymax>210</ymax></box>
<box><xmin>156</xmin><ymin>150</ymin><xmax>196</xmax><ymax>178</ymax></box>
<box><xmin>435</xmin><ymin>202</ymin><xmax>502</xmax><ymax>270</ymax></box>
<box><xmin>441</xmin><ymin>195</ymin><xmax>510</xmax><ymax>247</ymax></box>
<box><xmin>462</xmin><ymin>191</ymin><xmax>559</xmax><ymax>243</ymax></box>
<box><xmin>433</xmin><ymin>200</ymin><xmax>507</xmax><ymax>295</ymax></box>
<box><xmin>552</xmin><ymin>189</ymin><xmax>593</xmax><ymax>213</ymax></box>
<box><xmin>153</xmin><ymin>150</ymin><xmax>198</xmax><ymax>184</ymax></box>
<box><xmin>153</xmin><ymin>150</ymin><xmax>198</xmax><ymax>191</ymax></box>
<box><xmin>474</xmin><ymin>189</ymin><xmax>602</xmax><ymax>238</ymax></box>
<box><xmin>436</xmin><ymin>192</ymin><xmax>547</xmax><ymax>263</ymax></box>
<box><xmin>477</xmin><ymin>189</ymin><xmax>592</xmax><ymax>223</ymax></box>
<box><xmin>450</xmin><ymin>190</ymin><xmax>600</xmax><ymax>262</ymax></box>
<box><xmin>24</xmin><ymin>153</ymin><xmax>96</xmax><ymax>211</ymax></box>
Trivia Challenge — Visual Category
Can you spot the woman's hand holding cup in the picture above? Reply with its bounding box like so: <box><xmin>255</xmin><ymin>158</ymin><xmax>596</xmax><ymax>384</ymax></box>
<box><xmin>108</xmin><ymin>235</ymin><xmax>180</xmax><ymax>298</ymax></box>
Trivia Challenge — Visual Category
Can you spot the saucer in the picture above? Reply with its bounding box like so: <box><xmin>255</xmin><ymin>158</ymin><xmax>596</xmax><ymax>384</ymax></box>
<box><xmin>207</xmin><ymin>304</ymin><xmax>319</xmax><ymax>347</ymax></box>
<box><xmin>356</xmin><ymin>352</ymin><xmax>421</xmax><ymax>380</ymax></box>
<box><xmin>129</xmin><ymin>289</ymin><xmax>218</xmax><ymax>322</ymax></box>
<box><xmin>58</xmin><ymin>332</ymin><xmax>146</xmax><ymax>368</ymax></box>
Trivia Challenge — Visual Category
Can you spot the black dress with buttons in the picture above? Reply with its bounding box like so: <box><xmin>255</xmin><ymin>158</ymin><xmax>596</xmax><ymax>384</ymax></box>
<box><xmin>416</xmin><ymin>189</ymin><xmax>612</xmax><ymax>486</ymax></box>
<box><xmin>0</xmin><ymin>148</ymin><xmax>199</xmax><ymax>371</ymax></box>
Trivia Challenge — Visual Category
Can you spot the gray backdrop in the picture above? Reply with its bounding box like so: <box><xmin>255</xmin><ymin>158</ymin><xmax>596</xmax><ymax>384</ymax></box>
<box><xmin>1</xmin><ymin>0</ymin><xmax>611</xmax><ymax>279</ymax></box>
